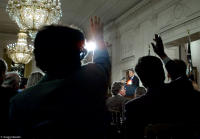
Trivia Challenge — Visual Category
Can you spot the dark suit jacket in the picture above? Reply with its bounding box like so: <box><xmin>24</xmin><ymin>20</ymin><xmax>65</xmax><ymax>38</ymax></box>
<box><xmin>9</xmin><ymin>49</ymin><xmax>110</xmax><ymax>139</ymax></box>
<box><xmin>106</xmin><ymin>95</ymin><xmax>130</xmax><ymax>113</ymax></box>
<box><xmin>131</xmin><ymin>76</ymin><xmax>139</xmax><ymax>88</ymax></box>
<box><xmin>165</xmin><ymin>59</ymin><xmax>200</xmax><ymax>122</ymax></box>
<box><xmin>125</xmin><ymin>76</ymin><xmax>139</xmax><ymax>96</ymax></box>
<box><xmin>125</xmin><ymin>85</ymin><xmax>169</xmax><ymax>139</ymax></box>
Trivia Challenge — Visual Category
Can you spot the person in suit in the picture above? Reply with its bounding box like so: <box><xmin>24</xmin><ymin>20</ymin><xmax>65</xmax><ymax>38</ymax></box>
<box><xmin>106</xmin><ymin>82</ymin><xmax>129</xmax><ymax>113</ymax></box>
<box><xmin>125</xmin><ymin>69</ymin><xmax>139</xmax><ymax>97</ymax></box>
<box><xmin>134</xmin><ymin>86</ymin><xmax>146</xmax><ymax>98</ymax></box>
<box><xmin>106</xmin><ymin>81</ymin><xmax>129</xmax><ymax>139</ymax></box>
<box><xmin>2</xmin><ymin>72</ymin><xmax>21</xmax><ymax>92</ymax></box>
<box><xmin>125</xmin><ymin>56</ymin><xmax>167</xmax><ymax>139</ymax></box>
<box><xmin>9</xmin><ymin>16</ymin><xmax>111</xmax><ymax>139</ymax></box>
<box><xmin>151</xmin><ymin>34</ymin><xmax>200</xmax><ymax>125</ymax></box>
<box><xmin>125</xmin><ymin>34</ymin><xmax>200</xmax><ymax>139</ymax></box>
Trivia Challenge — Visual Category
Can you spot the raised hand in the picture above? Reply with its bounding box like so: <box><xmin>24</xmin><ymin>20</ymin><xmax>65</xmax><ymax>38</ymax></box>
<box><xmin>151</xmin><ymin>34</ymin><xmax>167</xmax><ymax>59</ymax></box>
<box><xmin>89</xmin><ymin>16</ymin><xmax>105</xmax><ymax>49</ymax></box>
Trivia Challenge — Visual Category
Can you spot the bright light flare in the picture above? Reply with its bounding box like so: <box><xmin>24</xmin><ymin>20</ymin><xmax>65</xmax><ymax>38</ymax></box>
<box><xmin>85</xmin><ymin>41</ymin><xmax>96</xmax><ymax>51</ymax></box>
<box><xmin>127</xmin><ymin>80</ymin><xmax>132</xmax><ymax>85</ymax></box>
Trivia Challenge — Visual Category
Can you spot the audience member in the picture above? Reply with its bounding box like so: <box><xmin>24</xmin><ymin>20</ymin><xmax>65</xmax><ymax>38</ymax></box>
<box><xmin>106</xmin><ymin>81</ymin><xmax>129</xmax><ymax>139</ymax></box>
<box><xmin>134</xmin><ymin>86</ymin><xmax>146</xmax><ymax>98</ymax></box>
<box><xmin>106</xmin><ymin>82</ymin><xmax>129</xmax><ymax>113</ymax></box>
<box><xmin>0</xmin><ymin>59</ymin><xmax>17</xmax><ymax>135</ymax></box>
<box><xmin>125</xmin><ymin>34</ymin><xmax>200</xmax><ymax>138</ymax></box>
<box><xmin>151</xmin><ymin>34</ymin><xmax>199</xmax><ymax>95</ymax></box>
<box><xmin>0</xmin><ymin>58</ymin><xmax>7</xmax><ymax>85</ymax></box>
<box><xmin>9</xmin><ymin>16</ymin><xmax>110</xmax><ymax>139</ymax></box>
<box><xmin>2</xmin><ymin>72</ymin><xmax>20</xmax><ymax>92</ymax></box>
<box><xmin>125</xmin><ymin>56</ymin><xmax>167</xmax><ymax>139</ymax></box>
<box><xmin>26</xmin><ymin>71</ymin><xmax>44</xmax><ymax>88</ymax></box>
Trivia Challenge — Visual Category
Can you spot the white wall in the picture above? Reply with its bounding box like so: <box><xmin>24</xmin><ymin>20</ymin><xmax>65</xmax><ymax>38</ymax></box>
<box><xmin>105</xmin><ymin>0</ymin><xmax>200</xmax><ymax>84</ymax></box>
<box><xmin>191</xmin><ymin>40</ymin><xmax>200</xmax><ymax>87</ymax></box>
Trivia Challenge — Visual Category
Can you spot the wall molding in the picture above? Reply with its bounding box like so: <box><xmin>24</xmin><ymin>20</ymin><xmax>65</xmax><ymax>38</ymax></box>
<box><xmin>120</xmin><ymin>55</ymin><xmax>135</xmax><ymax>62</ymax></box>
<box><xmin>159</xmin><ymin>12</ymin><xmax>200</xmax><ymax>35</ymax></box>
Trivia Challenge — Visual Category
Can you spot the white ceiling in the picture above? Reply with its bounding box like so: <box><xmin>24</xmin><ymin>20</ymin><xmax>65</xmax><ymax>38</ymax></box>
<box><xmin>0</xmin><ymin>0</ymin><xmax>142</xmax><ymax>36</ymax></box>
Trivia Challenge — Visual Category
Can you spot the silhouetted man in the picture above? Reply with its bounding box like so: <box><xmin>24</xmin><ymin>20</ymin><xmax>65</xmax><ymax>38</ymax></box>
<box><xmin>125</xmin><ymin>35</ymin><xmax>200</xmax><ymax>139</ymax></box>
<box><xmin>151</xmin><ymin>34</ymin><xmax>200</xmax><ymax>124</ymax></box>
<box><xmin>125</xmin><ymin>56</ymin><xmax>167</xmax><ymax>139</ymax></box>
<box><xmin>10</xmin><ymin>17</ymin><xmax>110</xmax><ymax>139</ymax></box>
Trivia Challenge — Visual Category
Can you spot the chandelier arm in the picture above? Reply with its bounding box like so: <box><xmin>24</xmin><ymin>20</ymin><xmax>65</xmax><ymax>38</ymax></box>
<box><xmin>44</xmin><ymin>9</ymin><xmax>50</xmax><ymax>25</ymax></box>
<box><xmin>33</xmin><ymin>4</ymin><xmax>36</xmax><ymax>32</ymax></box>
<box><xmin>19</xmin><ymin>6</ymin><xmax>28</xmax><ymax>31</ymax></box>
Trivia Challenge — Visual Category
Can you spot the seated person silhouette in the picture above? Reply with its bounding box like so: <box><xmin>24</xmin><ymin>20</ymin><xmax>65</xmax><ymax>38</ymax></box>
<box><xmin>106</xmin><ymin>81</ymin><xmax>129</xmax><ymax>114</ymax></box>
<box><xmin>106</xmin><ymin>81</ymin><xmax>129</xmax><ymax>139</ymax></box>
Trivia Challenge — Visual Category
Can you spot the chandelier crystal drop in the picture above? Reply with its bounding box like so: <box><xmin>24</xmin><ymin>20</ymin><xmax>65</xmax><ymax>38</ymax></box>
<box><xmin>6</xmin><ymin>0</ymin><xmax>62</xmax><ymax>39</ymax></box>
<box><xmin>7</xmin><ymin>32</ymin><xmax>34</xmax><ymax>64</ymax></box>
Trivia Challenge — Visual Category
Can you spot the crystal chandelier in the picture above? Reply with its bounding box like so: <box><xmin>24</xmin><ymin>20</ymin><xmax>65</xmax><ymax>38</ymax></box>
<box><xmin>6</xmin><ymin>0</ymin><xmax>62</xmax><ymax>39</ymax></box>
<box><xmin>7</xmin><ymin>32</ymin><xmax>34</xmax><ymax>64</ymax></box>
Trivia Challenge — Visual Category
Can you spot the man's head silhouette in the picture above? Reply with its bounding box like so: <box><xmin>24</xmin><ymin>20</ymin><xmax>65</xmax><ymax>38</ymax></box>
<box><xmin>135</xmin><ymin>56</ymin><xmax>165</xmax><ymax>88</ymax></box>
<box><xmin>34</xmin><ymin>25</ymin><xmax>85</xmax><ymax>75</ymax></box>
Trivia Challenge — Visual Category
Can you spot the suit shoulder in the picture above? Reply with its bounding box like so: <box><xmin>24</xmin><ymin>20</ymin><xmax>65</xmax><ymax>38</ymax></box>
<box><xmin>10</xmin><ymin>86</ymin><xmax>35</xmax><ymax>104</ymax></box>
<box><xmin>125</xmin><ymin>95</ymin><xmax>146</xmax><ymax>109</ymax></box>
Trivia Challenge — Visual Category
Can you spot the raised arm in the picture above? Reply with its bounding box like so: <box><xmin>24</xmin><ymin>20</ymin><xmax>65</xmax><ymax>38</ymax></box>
<box><xmin>89</xmin><ymin>16</ymin><xmax>111</xmax><ymax>77</ymax></box>
<box><xmin>151</xmin><ymin>34</ymin><xmax>167</xmax><ymax>59</ymax></box>
<box><xmin>151</xmin><ymin>34</ymin><xmax>182</xmax><ymax>80</ymax></box>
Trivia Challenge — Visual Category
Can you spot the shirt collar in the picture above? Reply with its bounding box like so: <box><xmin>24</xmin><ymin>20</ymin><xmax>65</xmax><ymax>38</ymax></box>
<box><xmin>131</xmin><ymin>75</ymin><xmax>135</xmax><ymax>79</ymax></box>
